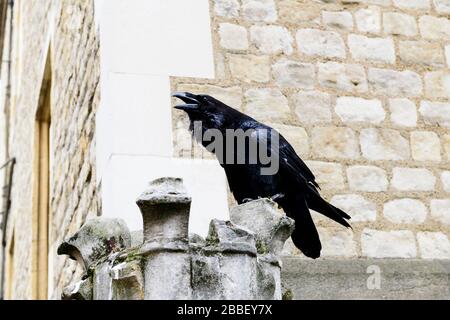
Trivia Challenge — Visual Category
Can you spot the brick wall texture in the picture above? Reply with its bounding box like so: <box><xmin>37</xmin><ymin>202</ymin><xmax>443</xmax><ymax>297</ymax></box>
<box><xmin>172</xmin><ymin>0</ymin><xmax>450</xmax><ymax>260</ymax></box>
<box><xmin>4</xmin><ymin>0</ymin><xmax>99</xmax><ymax>299</ymax></box>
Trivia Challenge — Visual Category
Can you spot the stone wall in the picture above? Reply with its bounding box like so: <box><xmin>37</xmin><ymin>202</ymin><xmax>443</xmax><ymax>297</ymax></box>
<box><xmin>171</xmin><ymin>0</ymin><xmax>450</xmax><ymax>260</ymax></box>
<box><xmin>3</xmin><ymin>0</ymin><xmax>99</xmax><ymax>299</ymax></box>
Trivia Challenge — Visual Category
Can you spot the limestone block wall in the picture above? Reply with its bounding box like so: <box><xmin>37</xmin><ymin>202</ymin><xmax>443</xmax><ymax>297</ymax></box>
<box><xmin>171</xmin><ymin>0</ymin><xmax>450</xmax><ymax>260</ymax></box>
<box><xmin>4</xmin><ymin>0</ymin><xmax>99</xmax><ymax>299</ymax></box>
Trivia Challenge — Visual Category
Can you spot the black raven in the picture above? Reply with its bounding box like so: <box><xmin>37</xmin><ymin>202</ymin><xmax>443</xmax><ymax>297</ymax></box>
<box><xmin>172</xmin><ymin>92</ymin><xmax>351</xmax><ymax>259</ymax></box>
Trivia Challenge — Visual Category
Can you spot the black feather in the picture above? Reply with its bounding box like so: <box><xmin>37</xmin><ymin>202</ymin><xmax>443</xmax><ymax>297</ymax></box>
<box><xmin>173</xmin><ymin>92</ymin><xmax>352</xmax><ymax>259</ymax></box>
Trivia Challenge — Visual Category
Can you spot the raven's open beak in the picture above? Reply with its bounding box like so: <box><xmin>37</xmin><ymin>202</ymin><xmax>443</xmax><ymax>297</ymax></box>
<box><xmin>172</xmin><ymin>92</ymin><xmax>200</xmax><ymax>111</ymax></box>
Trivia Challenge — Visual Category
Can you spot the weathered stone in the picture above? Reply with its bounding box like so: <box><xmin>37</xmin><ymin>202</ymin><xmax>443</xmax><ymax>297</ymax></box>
<box><xmin>393</xmin><ymin>0</ymin><xmax>430</xmax><ymax>9</ymax></box>
<box><xmin>176</xmin><ymin>84</ymin><xmax>243</xmax><ymax>109</ymax></box>
<box><xmin>348</xmin><ymin>34</ymin><xmax>395</xmax><ymax>64</ymax></box>
<box><xmin>424</xmin><ymin>71</ymin><xmax>450</xmax><ymax>99</ymax></box>
<box><xmin>444</xmin><ymin>134</ymin><xmax>450</xmax><ymax>160</ymax></box>
<box><xmin>296</xmin><ymin>29</ymin><xmax>346</xmax><ymax>58</ymax></box>
<box><xmin>242</xmin><ymin>0</ymin><xmax>277</xmax><ymax>22</ymax></box>
<box><xmin>272</xmin><ymin>124</ymin><xmax>309</xmax><ymax>157</ymax></box>
<box><xmin>347</xmin><ymin>166</ymin><xmax>388</xmax><ymax>192</ymax></box>
<box><xmin>434</xmin><ymin>0</ymin><xmax>450</xmax><ymax>14</ymax></box>
<box><xmin>417</xmin><ymin>232</ymin><xmax>450</xmax><ymax>259</ymax></box>
<box><xmin>318</xmin><ymin>62</ymin><xmax>368</xmax><ymax>93</ymax></box>
<box><xmin>383</xmin><ymin>199</ymin><xmax>427</xmax><ymax>224</ymax></box>
<box><xmin>144</xmin><ymin>252</ymin><xmax>192</xmax><ymax>300</ymax></box>
<box><xmin>360</xmin><ymin>128</ymin><xmax>410</xmax><ymax>161</ymax></box>
<box><xmin>330</xmin><ymin>194</ymin><xmax>377</xmax><ymax>222</ymax></box>
<box><xmin>244</xmin><ymin>88</ymin><xmax>291</xmax><ymax>122</ymax></box>
<box><xmin>219</xmin><ymin>23</ymin><xmax>249</xmax><ymax>51</ymax></box>
<box><xmin>206</xmin><ymin>219</ymin><xmax>257</xmax><ymax>254</ymax></box>
<box><xmin>136</xmin><ymin>177</ymin><xmax>191</xmax><ymax>243</ymax></box>
<box><xmin>230</xmin><ymin>199</ymin><xmax>295</xmax><ymax>256</ymax></box>
<box><xmin>446</xmin><ymin>46</ymin><xmax>450</xmax><ymax>68</ymax></box>
<box><xmin>272</xmin><ymin>59</ymin><xmax>315</xmax><ymax>89</ymax></box>
<box><xmin>93</xmin><ymin>261</ymin><xmax>114</xmax><ymax>300</ymax></box>
<box><xmin>111</xmin><ymin>260</ymin><xmax>144</xmax><ymax>300</ymax></box>
<box><xmin>174</xmin><ymin>120</ymin><xmax>194</xmax><ymax>157</ymax></box>
<box><xmin>410</xmin><ymin>131</ymin><xmax>441</xmax><ymax>162</ymax></box>
<box><xmin>215</xmin><ymin>52</ymin><xmax>227</xmax><ymax>80</ymax></box>
<box><xmin>256</xmin><ymin>256</ymin><xmax>282</xmax><ymax>300</ymax></box>
<box><xmin>322</xmin><ymin>11</ymin><xmax>353</xmax><ymax>31</ymax></box>
<box><xmin>368</xmin><ymin>68</ymin><xmax>423</xmax><ymax>97</ymax></box>
<box><xmin>383</xmin><ymin>12</ymin><xmax>418</xmax><ymax>37</ymax></box>
<box><xmin>389</xmin><ymin>98</ymin><xmax>417</xmax><ymax>127</ymax></box>
<box><xmin>57</xmin><ymin>218</ymin><xmax>131</xmax><ymax>270</ymax></box>
<box><xmin>419</xmin><ymin>101</ymin><xmax>450</xmax><ymax>129</ymax></box>
<box><xmin>419</xmin><ymin>15</ymin><xmax>450</xmax><ymax>41</ymax></box>
<box><xmin>282</xmin><ymin>257</ymin><xmax>450</xmax><ymax>300</ymax></box>
<box><xmin>305</xmin><ymin>161</ymin><xmax>345</xmax><ymax>190</ymax></box>
<box><xmin>361</xmin><ymin>0</ymin><xmax>391</xmax><ymax>5</ymax></box>
<box><xmin>430</xmin><ymin>199</ymin><xmax>450</xmax><ymax>225</ymax></box>
<box><xmin>214</xmin><ymin>0</ymin><xmax>240</xmax><ymax>17</ymax></box>
<box><xmin>311</xmin><ymin>127</ymin><xmax>359</xmax><ymax>160</ymax></box>
<box><xmin>355</xmin><ymin>6</ymin><xmax>381</xmax><ymax>34</ymax></box>
<box><xmin>62</xmin><ymin>278</ymin><xmax>93</xmax><ymax>300</ymax></box>
<box><xmin>391</xmin><ymin>167</ymin><xmax>436</xmax><ymax>191</ymax></box>
<box><xmin>361</xmin><ymin>229</ymin><xmax>417</xmax><ymax>258</ymax></box>
<box><xmin>335</xmin><ymin>97</ymin><xmax>385</xmax><ymax>124</ymax></box>
<box><xmin>442</xmin><ymin>171</ymin><xmax>450</xmax><ymax>193</ymax></box>
<box><xmin>398</xmin><ymin>41</ymin><xmax>445</xmax><ymax>68</ymax></box>
<box><xmin>130</xmin><ymin>230</ymin><xmax>144</xmax><ymax>247</ymax></box>
<box><xmin>250</xmin><ymin>25</ymin><xmax>293</xmax><ymax>55</ymax></box>
<box><xmin>228</xmin><ymin>54</ymin><xmax>271</xmax><ymax>83</ymax></box>
<box><xmin>278</xmin><ymin>0</ymin><xmax>320</xmax><ymax>24</ymax></box>
<box><xmin>318</xmin><ymin>227</ymin><xmax>357</xmax><ymax>258</ymax></box>
<box><xmin>190</xmin><ymin>254</ymin><xmax>223</xmax><ymax>300</ymax></box>
<box><xmin>281</xmin><ymin>237</ymin><xmax>300</xmax><ymax>256</ymax></box>
<box><xmin>217</xmin><ymin>254</ymin><xmax>258</xmax><ymax>299</ymax></box>
<box><xmin>293</xmin><ymin>91</ymin><xmax>332</xmax><ymax>124</ymax></box>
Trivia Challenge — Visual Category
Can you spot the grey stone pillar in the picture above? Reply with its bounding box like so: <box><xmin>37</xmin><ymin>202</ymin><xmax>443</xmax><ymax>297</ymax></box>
<box><xmin>191</xmin><ymin>219</ymin><xmax>258</xmax><ymax>300</ymax></box>
<box><xmin>230</xmin><ymin>199</ymin><xmax>295</xmax><ymax>300</ymax></box>
<box><xmin>136</xmin><ymin>177</ymin><xmax>192</xmax><ymax>300</ymax></box>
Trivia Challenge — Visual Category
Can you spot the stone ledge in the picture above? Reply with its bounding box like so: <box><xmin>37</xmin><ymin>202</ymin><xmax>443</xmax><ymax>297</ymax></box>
<box><xmin>281</xmin><ymin>257</ymin><xmax>450</xmax><ymax>300</ymax></box>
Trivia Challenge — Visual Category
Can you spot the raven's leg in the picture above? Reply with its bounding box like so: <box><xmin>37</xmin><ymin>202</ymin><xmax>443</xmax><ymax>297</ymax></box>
<box><xmin>269</xmin><ymin>193</ymin><xmax>285</xmax><ymax>202</ymax></box>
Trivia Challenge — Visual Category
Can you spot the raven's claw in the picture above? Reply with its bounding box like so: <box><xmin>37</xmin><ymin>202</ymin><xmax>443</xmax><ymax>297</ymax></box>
<box><xmin>269</xmin><ymin>193</ymin><xmax>285</xmax><ymax>202</ymax></box>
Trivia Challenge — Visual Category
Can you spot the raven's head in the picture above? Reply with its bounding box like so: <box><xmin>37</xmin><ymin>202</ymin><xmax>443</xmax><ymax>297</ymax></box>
<box><xmin>172</xmin><ymin>92</ymin><xmax>232</xmax><ymax>130</ymax></box>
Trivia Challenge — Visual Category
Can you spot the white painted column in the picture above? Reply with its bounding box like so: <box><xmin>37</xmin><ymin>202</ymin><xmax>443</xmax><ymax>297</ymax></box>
<box><xmin>95</xmin><ymin>0</ymin><xmax>229</xmax><ymax>236</ymax></box>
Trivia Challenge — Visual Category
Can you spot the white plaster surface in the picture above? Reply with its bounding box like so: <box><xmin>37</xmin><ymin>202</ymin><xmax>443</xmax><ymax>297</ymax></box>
<box><xmin>95</xmin><ymin>0</ymin><xmax>227</xmax><ymax>237</ymax></box>
<box><xmin>103</xmin><ymin>156</ymin><xmax>230</xmax><ymax>236</ymax></box>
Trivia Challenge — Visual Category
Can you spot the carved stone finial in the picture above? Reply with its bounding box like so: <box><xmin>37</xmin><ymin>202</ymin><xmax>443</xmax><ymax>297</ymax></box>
<box><xmin>230</xmin><ymin>198</ymin><xmax>295</xmax><ymax>256</ymax></box>
<box><xmin>57</xmin><ymin>217</ymin><xmax>131</xmax><ymax>270</ymax></box>
<box><xmin>136</xmin><ymin>177</ymin><xmax>191</xmax><ymax>243</ymax></box>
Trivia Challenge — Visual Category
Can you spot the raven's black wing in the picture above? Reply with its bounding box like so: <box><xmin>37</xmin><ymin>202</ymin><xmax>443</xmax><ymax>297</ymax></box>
<box><xmin>277</xmin><ymin>134</ymin><xmax>319</xmax><ymax>189</ymax></box>
<box><xmin>242</xmin><ymin>124</ymin><xmax>319</xmax><ymax>188</ymax></box>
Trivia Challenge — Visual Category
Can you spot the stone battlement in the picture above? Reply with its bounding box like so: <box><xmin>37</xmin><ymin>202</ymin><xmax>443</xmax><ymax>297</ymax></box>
<box><xmin>57</xmin><ymin>177</ymin><xmax>294</xmax><ymax>300</ymax></box>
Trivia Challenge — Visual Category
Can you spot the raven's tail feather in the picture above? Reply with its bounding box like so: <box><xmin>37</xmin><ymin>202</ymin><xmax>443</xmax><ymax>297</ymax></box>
<box><xmin>283</xmin><ymin>195</ymin><xmax>322</xmax><ymax>259</ymax></box>
<box><xmin>306</xmin><ymin>186</ymin><xmax>352</xmax><ymax>229</ymax></box>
